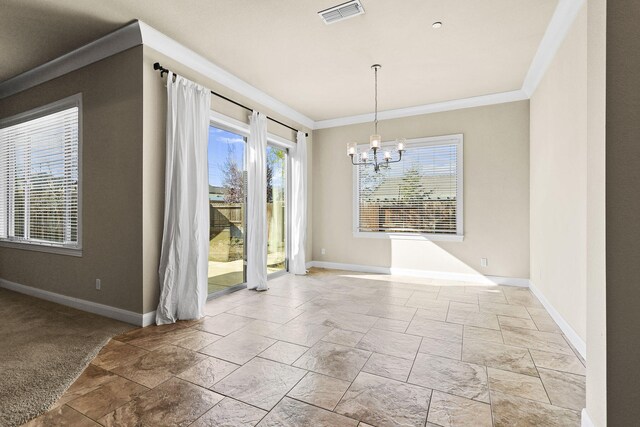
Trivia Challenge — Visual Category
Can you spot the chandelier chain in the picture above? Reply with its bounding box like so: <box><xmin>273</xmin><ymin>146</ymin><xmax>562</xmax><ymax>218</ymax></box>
<box><xmin>374</xmin><ymin>65</ymin><xmax>378</xmax><ymax>135</ymax></box>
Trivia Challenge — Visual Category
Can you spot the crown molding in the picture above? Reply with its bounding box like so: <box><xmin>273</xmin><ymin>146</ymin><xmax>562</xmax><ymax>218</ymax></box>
<box><xmin>314</xmin><ymin>0</ymin><xmax>585</xmax><ymax>130</ymax></box>
<box><xmin>0</xmin><ymin>20</ymin><xmax>315</xmax><ymax>131</ymax></box>
<box><xmin>314</xmin><ymin>90</ymin><xmax>528</xmax><ymax>129</ymax></box>
<box><xmin>522</xmin><ymin>0</ymin><xmax>586</xmax><ymax>96</ymax></box>
<box><xmin>0</xmin><ymin>20</ymin><xmax>142</xmax><ymax>100</ymax></box>
<box><xmin>137</xmin><ymin>22</ymin><xmax>315</xmax><ymax>130</ymax></box>
<box><xmin>0</xmin><ymin>0</ymin><xmax>584</xmax><ymax>129</ymax></box>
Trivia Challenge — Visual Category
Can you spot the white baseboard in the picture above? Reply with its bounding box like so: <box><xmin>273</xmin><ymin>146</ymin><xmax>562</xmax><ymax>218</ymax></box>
<box><xmin>142</xmin><ymin>310</ymin><xmax>157</xmax><ymax>327</ymax></box>
<box><xmin>581</xmin><ymin>408</ymin><xmax>595</xmax><ymax>427</ymax></box>
<box><xmin>529</xmin><ymin>280</ymin><xmax>586</xmax><ymax>359</ymax></box>
<box><xmin>308</xmin><ymin>261</ymin><xmax>530</xmax><ymax>287</ymax></box>
<box><xmin>0</xmin><ymin>278</ymin><xmax>152</xmax><ymax>327</ymax></box>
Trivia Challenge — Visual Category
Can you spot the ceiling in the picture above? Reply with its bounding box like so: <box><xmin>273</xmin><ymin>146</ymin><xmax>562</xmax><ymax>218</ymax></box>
<box><xmin>1</xmin><ymin>0</ymin><xmax>558</xmax><ymax>121</ymax></box>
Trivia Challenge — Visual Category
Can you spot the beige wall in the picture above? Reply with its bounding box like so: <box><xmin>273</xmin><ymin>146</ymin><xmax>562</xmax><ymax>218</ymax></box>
<box><xmin>312</xmin><ymin>101</ymin><xmax>530</xmax><ymax>279</ymax></box>
<box><xmin>529</xmin><ymin>6</ymin><xmax>588</xmax><ymax>342</ymax></box>
<box><xmin>141</xmin><ymin>46</ymin><xmax>314</xmax><ymax>312</ymax></box>
<box><xmin>586</xmin><ymin>0</ymin><xmax>607</xmax><ymax>424</ymax></box>
<box><xmin>0</xmin><ymin>47</ymin><xmax>145</xmax><ymax>313</ymax></box>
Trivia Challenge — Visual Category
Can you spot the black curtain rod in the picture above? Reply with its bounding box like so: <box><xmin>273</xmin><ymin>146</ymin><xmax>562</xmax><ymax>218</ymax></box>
<box><xmin>153</xmin><ymin>62</ymin><xmax>308</xmax><ymax>137</ymax></box>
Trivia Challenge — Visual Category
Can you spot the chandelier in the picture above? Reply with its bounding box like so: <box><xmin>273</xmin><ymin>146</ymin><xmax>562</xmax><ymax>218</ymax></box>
<box><xmin>347</xmin><ymin>64</ymin><xmax>406</xmax><ymax>173</ymax></box>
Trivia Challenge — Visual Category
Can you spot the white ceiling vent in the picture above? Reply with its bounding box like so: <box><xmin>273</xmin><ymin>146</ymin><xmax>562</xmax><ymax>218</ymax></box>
<box><xmin>318</xmin><ymin>0</ymin><xmax>365</xmax><ymax>25</ymax></box>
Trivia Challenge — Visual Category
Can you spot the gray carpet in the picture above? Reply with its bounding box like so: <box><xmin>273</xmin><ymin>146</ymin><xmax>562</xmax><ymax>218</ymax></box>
<box><xmin>0</xmin><ymin>288</ymin><xmax>132</xmax><ymax>427</ymax></box>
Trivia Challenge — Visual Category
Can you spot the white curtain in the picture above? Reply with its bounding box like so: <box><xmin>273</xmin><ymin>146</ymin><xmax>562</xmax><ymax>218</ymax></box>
<box><xmin>290</xmin><ymin>131</ymin><xmax>307</xmax><ymax>275</ymax></box>
<box><xmin>156</xmin><ymin>72</ymin><xmax>211</xmax><ymax>324</ymax></box>
<box><xmin>246</xmin><ymin>111</ymin><xmax>268</xmax><ymax>290</ymax></box>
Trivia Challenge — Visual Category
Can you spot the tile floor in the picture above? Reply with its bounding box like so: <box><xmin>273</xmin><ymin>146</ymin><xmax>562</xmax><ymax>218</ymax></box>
<box><xmin>23</xmin><ymin>268</ymin><xmax>586</xmax><ymax>427</ymax></box>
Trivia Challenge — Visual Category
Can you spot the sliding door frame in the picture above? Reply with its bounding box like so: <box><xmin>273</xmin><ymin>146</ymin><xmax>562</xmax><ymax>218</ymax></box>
<box><xmin>208</xmin><ymin>111</ymin><xmax>295</xmax><ymax>288</ymax></box>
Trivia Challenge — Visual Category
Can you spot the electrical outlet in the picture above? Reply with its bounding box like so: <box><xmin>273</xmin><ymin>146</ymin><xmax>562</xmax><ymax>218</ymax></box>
<box><xmin>321</xmin><ymin>248</ymin><xmax>326</xmax><ymax>255</ymax></box>
<box><xmin>95</xmin><ymin>279</ymin><xmax>101</xmax><ymax>290</ymax></box>
<box><xmin>481</xmin><ymin>258</ymin><xmax>488</xmax><ymax>267</ymax></box>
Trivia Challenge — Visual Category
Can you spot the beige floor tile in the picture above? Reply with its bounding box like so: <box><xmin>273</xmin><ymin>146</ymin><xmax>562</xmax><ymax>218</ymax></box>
<box><xmin>111</xmin><ymin>345</ymin><xmax>206</xmax><ymax>388</ymax></box>
<box><xmin>497</xmin><ymin>315</ymin><xmax>538</xmax><ymax>330</ymax></box>
<box><xmin>501</xmin><ymin>326</ymin><xmax>573</xmax><ymax>355</ymax></box>
<box><xmin>200</xmin><ymin>330</ymin><xmax>276</xmax><ymax>365</ymax></box>
<box><xmin>321</xmin><ymin>329</ymin><xmax>364</xmax><ymax>347</ymax></box>
<box><xmin>447</xmin><ymin>309</ymin><xmax>500</xmax><ymax>330</ymax></box>
<box><xmin>529</xmin><ymin>349</ymin><xmax>586</xmax><ymax>375</ymax></box>
<box><xmin>503</xmin><ymin>289</ymin><xmax>544</xmax><ymax>307</ymax></box>
<box><xmin>91</xmin><ymin>340</ymin><xmax>149</xmax><ymax>371</ymax></box>
<box><xmin>23</xmin><ymin>405</ymin><xmax>100</xmax><ymax>427</ymax></box>
<box><xmin>418</xmin><ymin>336</ymin><xmax>462</xmax><ymax>360</ymax></box>
<box><xmin>55</xmin><ymin>364</ymin><xmax>119</xmax><ymax>406</ymax></box>
<box><xmin>449</xmin><ymin>301</ymin><xmax>479</xmax><ymax>312</ymax></box>
<box><xmin>126</xmin><ymin>327</ymin><xmax>197</xmax><ymax>351</ymax></box>
<box><xmin>67</xmin><ymin>376</ymin><xmax>148</xmax><ymax>420</ymax></box>
<box><xmin>427</xmin><ymin>390</ymin><xmax>492</xmax><ymax>427</ymax></box>
<box><xmin>226</xmin><ymin>304</ymin><xmax>304</xmax><ymax>324</ymax></box>
<box><xmin>538</xmin><ymin>368</ymin><xmax>586</xmax><ymax>411</ymax></box>
<box><xmin>258</xmin><ymin>341</ymin><xmax>308</xmax><ymax>364</ymax></box>
<box><xmin>366</xmin><ymin>304</ymin><xmax>417</xmax><ymax>321</ymax></box>
<box><xmin>266</xmin><ymin>322</ymin><xmax>333</xmax><ymax>346</ymax></box>
<box><xmin>479</xmin><ymin>302</ymin><xmax>532</xmax><ymax>319</ymax></box>
<box><xmin>406</xmin><ymin>317</ymin><xmax>463</xmax><ymax>342</ymax></box>
<box><xmin>98</xmin><ymin>377</ymin><xmax>223</xmax><ymax>426</ymax></box>
<box><xmin>35</xmin><ymin>269</ymin><xmax>583</xmax><ymax>427</ymax></box>
<box><xmin>362</xmin><ymin>352</ymin><xmax>414</xmax><ymax>382</ymax></box>
<box><xmin>411</xmin><ymin>306</ymin><xmax>449</xmax><ymax>322</ymax></box>
<box><xmin>259</xmin><ymin>397</ymin><xmax>358</xmax><ymax>427</ymax></box>
<box><xmin>212</xmin><ymin>357</ymin><xmax>306</xmax><ymax>410</ymax></box>
<box><xmin>371</xmin><ymin>317</ymin><xmax>409</xmax><ymax>333</ymax></box>
<box><xmin>488</xmin><ymin>367</ymin><xmax>550</xmax><ymax>403</ymax></box>
<box><xmin>112</xmin><ymin>323</ymin><xmax>186</xmax><ymax>343</ymax></box>
<box><xmin>335</xmin><ymin>372</ymin><xmax>432</xmax><ymax>427</ymax></box>
<box><xmin>287</xmin><ymin>372</ymin><xmax>351</xmax><ymax>410</ymax></box>
<box><xmin>477</xmin><ymin>293</ymin><xmax>509</xmax><ymax>305</ymax></box>
<box><xmin>292</xmin><ymin>310</ymin><xmax>378</xmax><ymax>333</ymax></box>
<box><xmin>237</xmin><ymin>319</ymin><xmax>282</xmax><ymax>336</ymax></box>
<box><xmin>356</xmin><ymin>328</ymin><xmax>421</xmax><ymax>360</ymax></box>
<box><xmin>293</xmin><ymin>341</ymin><xmax>371</xmax><ymax>381</ymax></box>
<box><xmin>437</xmin><ymin>293</ymin><xmax>479</xmax><ymax>304</ymax></box>
<box><xmin>177</xmin><ymin>356</ymin><xmax>240</xmax><ymax>388</ymax></box>
<box><xmin>491</xmin><ymin>391</ymin><xmax>580</xmax><ymax>427</ymax></box>
<box><xmin>463</xmin><ymin>325</ymin><xmax>503</xmax><ymax>343</ymax></box>
<box><xmin>197</xmin><ymin>313</ymin><xmax>256</xmax><ymax>336</ymax></box>
<box><xmin>191</xmin><ymin>397</ymin><xmax>267</xmax><ymax>427</ymax></box>
<box><xmin>527</xmin><ymin>307</ymin><xmax>563</xmax><ymax>333</ymax></box>
<box><xmin>172</xmin><ymin>329</ymin><xmax>223</xmax><ymax>351</ymax></box>
<box><xmin>408</xmin><ymin>353</ymin><xmax>489</xmax><ymax>403</ymax></box>
<box><xmin>405</xmin><ymin>295</ymin><xmax>448</xmax><ymax>313</ymax></box>
<box><xmin>462</xmin><ymin>338</ymin><xmax>537</xmax><ymax>376</ymax></box>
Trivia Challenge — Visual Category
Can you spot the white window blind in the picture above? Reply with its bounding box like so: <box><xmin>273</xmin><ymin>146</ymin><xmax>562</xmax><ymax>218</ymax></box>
<box><xmin>0</xmin><ymin>96</ymin><xmax>80</xmax><ymax>250</ymax></box>
<box><xmin>355</xmin><ymin>135</ymin><xmax>463</xmax><ymax>236</ymax></box>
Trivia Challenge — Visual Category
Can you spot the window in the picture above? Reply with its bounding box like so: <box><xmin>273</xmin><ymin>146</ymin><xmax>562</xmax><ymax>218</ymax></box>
<box><xmin>354</xmin><ymin>134</ymin><xmax>463</xmax><ymax>241</ymax></box>
<box><xmin>0</xmin><ymin>94</ymin><xmax>82</xmax><ymax>254</ymax></box>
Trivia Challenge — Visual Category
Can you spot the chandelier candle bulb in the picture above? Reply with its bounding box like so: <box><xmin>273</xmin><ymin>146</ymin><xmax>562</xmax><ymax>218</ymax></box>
<box><xmin>370</xmin><ymin>134</ymin><xmax>381</xmax><ymax>149</ymax></box>
<box><xmin>346</xmin><ymin>64</ymin><xmax>406</xmax><ymax>173</ymax></box>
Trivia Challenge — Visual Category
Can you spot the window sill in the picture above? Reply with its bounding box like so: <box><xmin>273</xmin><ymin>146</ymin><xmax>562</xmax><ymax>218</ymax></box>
<box><xmin>0</xmin><ymin>240</ymin><xmax>83</xmax><ymax>257</ymax></box>
<box><xmin>353</xmin><ymin>231</ymin><xmax>464</xmax><ymax>242</ymax></box>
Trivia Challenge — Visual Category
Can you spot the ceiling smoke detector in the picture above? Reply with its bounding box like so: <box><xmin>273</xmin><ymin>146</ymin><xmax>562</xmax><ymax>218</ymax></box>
<box><xmin>318</xmin><ymin>0</ymin><xmax>365</xmax><ymax>25</ymax></box>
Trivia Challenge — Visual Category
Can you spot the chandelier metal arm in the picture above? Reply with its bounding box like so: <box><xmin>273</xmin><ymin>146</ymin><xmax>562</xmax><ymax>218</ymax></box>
<box><xmin>349</xmin><ymin>149</ymin><xmax>404</xmax><ymax>173</ymax></box>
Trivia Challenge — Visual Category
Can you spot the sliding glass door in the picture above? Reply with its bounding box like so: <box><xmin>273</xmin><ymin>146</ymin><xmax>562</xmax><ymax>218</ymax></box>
<box><xmin>267</xmin><ymin>145</ymin><xmax>287</xmax><ymax>275</ymax></box>
<box><xmin>207</xmin><ymin>126</ymin><xmax>246</xmax><ymax>295</ymax></box>
<box><xmin>207</xmin><ymin>117</ymin><xmax>291</xmax><ymax>296</ymax></box>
